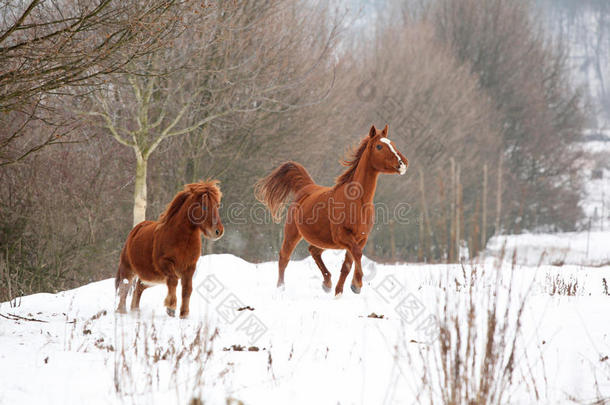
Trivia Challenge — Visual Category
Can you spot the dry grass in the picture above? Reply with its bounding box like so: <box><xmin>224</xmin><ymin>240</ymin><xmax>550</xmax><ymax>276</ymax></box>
<box><xmin>399</xmin><ymin>253</ymin><xmax>540</xmax><ymax>405</ymax></box>
<box><xmin>112</xmin><ymin>315</ymin><xmax>226</xmax><ymax>404</ymax></box>
<box><xmin>545</xmin><ymin>274</ymin><xmax>579</xmax><ymax>296</ymax></box>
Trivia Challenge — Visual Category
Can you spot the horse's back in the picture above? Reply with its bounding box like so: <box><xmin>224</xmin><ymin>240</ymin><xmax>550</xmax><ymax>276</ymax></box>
<box><xmin>295</xmin><ymin>183</ymin><xmax>330</xmax><ymax>203</ymax></box>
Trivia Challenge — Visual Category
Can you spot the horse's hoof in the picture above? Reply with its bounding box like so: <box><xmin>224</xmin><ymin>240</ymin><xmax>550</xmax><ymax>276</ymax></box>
<box><xmin>351</xmin><ymin>284</ymin><xmax>361</xmax><ymax>294</ymax></box>
<box><xmin>334</xmin><ymin>292</ymin><xmax>343</xmax><ymax>299</ymax></box>
<box><xmin>166</xmin><ymin>308</ymin><xmax>176</xmax><ymax>317</ymax></box>
<box><xmin>322</xmin><ymin>282</ymin><xmax>332</xmax><ymax>293</ymax></box>
<box><xmin>115</xmin><ymin>308</ymin><xmax>127</xmax><ymax>315</ymax></box>
<box><xmin>180</xmin><ymin>313</ymin><xmax>189</xmax><ymax>319</ymax></box>
<box><xmin>277</xmin><ymin>282</ymin><xmax>285</xmax><ymax>291</ymax></box>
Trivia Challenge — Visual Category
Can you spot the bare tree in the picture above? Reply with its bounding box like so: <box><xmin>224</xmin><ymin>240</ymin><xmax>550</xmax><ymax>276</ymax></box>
<box><xmin>433</xmin><ymin>0</ymin><xmax>585</xmax><ymax>233</ymax></box>
<box><xmin>0</xmin><ymin>0</ymin><xmax>183</xmax><ymax>167</ymax></box>
<box><xmin>87</xmin><ymin>0</ymin><xmax>339</xmax><ymax>225</ymax></box>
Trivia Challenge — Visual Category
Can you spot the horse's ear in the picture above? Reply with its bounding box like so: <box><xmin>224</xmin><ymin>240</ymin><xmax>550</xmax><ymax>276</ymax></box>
<box><xmin>381</xmin><ymin>124</ymin><xmax>389</xmax><ymax>137</ymax></box>
<box><xmin>368</xmin><ymin>125</ymin><xmax>377</xmax><ymax>138</ymax></box>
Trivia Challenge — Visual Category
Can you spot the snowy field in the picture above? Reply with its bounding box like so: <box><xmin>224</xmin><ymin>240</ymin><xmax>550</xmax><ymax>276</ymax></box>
<box><xmin>486</xmin><ymin>231</ymin><xmax>610</xmax><ymax>266</ymax></box>
<box><xmin>2</xmin><ymin>140</ymin><xmax>609</xmax><ymax>405</ymax></box>
<box><xmin>1</xmin><ymin>249</ymin><xmax>610</xmax><ymax>404</ymax></box>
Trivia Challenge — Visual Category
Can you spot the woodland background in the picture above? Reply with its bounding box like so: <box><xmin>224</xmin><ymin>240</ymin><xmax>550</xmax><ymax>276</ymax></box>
<box><xmin>2</xmin><ymin>0</ymin><xmax>607</xmax><ymax>301</ymax></box>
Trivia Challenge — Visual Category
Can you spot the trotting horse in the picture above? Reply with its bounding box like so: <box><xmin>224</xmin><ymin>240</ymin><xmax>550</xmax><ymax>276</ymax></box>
<box><xmin>116</xmin><ymin>180</ymin><xmax>224</xmax><ymax>317</ymax></box>
<box><xmin>255</xmin><ymin>125</ymin><xmax>408</xmax><ymax>296</ymax></box>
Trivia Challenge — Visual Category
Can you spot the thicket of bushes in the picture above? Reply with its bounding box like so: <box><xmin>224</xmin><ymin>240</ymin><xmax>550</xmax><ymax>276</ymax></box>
<box><xmin>0</xmin><ymin>0</ymin><xmax>585</xmax><ymax>301</ymax></box>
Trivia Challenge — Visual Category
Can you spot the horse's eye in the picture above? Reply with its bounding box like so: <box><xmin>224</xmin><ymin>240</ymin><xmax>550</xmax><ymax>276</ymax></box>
<box><xmin>376</xmin><ymin>144</ymin><xmax>383</xmax><ymax>150</ymax></box>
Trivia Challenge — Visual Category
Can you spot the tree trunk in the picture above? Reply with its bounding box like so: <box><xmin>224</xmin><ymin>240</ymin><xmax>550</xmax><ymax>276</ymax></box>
<box><xmin>482</xmin><ymin>163</ymin><xmax>488</xmax><ymax>248</ymax></box>
<box><xmin>471</xmin><ymin>197</ymin><xmax>480</xmax><ymax>259</ymax></box>
<box><xmin>418</xmin><ymin>166</ymin><xmax>433</xmax><ymax>260</ymax></box>
<box><xmin>133</xmin><ymin>153</ymin><xmax>148</xmax><ymax>226</ymax></box>
<box><xmin>455</xmin><ymin>164</ymin><xmax>461</xmax><ymax>261</ymax></box>
<box><xmin>449</xmin><ymin>158</ymin><xmax>456</xmax><ymax>262</ymax></box>
<box><xmin>495</xmin><ymin>153</ymin><xmax>503</xmax><ymax>235</ymax></box>
<box><xmin>417</xmin><ymin>214</ymin><xmax>424</xmax><ymax>262</ymax></box>
<box><xmin>389</xmin><ymin>220</ymin><xmax>396</xmax><ymax>262</ymax></box>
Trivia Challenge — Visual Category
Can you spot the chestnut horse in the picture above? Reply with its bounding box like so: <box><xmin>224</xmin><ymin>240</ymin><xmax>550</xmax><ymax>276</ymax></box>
<box><xmin>255</xmin><ymin>125</ymin><xmax>408</xmax><ymax>296</ymax></box>
<box><xmin>116</xmin><ymin>180</ymin><xmax>224</xmax><ymax>317</ymax></box>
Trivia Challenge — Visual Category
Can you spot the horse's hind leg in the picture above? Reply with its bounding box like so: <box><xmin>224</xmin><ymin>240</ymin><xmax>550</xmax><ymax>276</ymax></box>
<box><xmin>308</xmin><ymin>245</ymin><xmax>332</xmax><ymax>293</ymax></box>
<box><xmin>116</xmin><ymin>261</ymin><xmax>134</xmax><ymax>314</ymax></box>
<box><xmin>277</xmin><ymin>217</ymin><xmax>302</xmax><ymax>288</ymax></box>
<box><xmin>130</xmin><ymin>278</ymin><xmax>149</xmax><ymax>312</ymax></box>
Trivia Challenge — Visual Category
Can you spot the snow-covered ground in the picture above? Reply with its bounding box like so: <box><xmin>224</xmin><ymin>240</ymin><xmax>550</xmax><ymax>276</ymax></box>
<box><xmin>1</xmin><ymin>251</ymin><xmax>610</xmax><ymax>404</ymax></box>
<box><xmin>486</xmin><ymin>231</ymin><xmax>610</xmax><ymax>266</ymax></box>
<box><xmin>2</xmin><ymin>140</ymin><xmax>610</xmax><ymax>404</ymax></box>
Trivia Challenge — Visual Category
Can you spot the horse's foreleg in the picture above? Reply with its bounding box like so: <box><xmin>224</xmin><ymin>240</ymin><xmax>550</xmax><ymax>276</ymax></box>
<box><xmin>179</xmin><ymin>265</ymin><xmax>195</xmax><ymax>318</ymax></box>
<box><xmin>334</xmin><ymin>251</ymin><xmax>353</xmax><ymax>296</ymax></box>
<box><xmin>334</xmin><ymin>227</ymin><xmax>363</xmax><ymax>295</ymax></box>
<box><xmin>164</xmin><ymin>276</ymin><xmax>178</xmax><ymax>317</ymax></box>
<box><xmin>349</xmin><ymin>244</ymin><xmax>364</xmax><ymax>294</ymax></box>
<box><xmin>160</xmin><ymin>258</ymin><xmax>178</xmax><ymax>317</ymax></box>
<box><xmin>308</xmin><ymin>245</ymin><xmax>332</xmax><ymax>292</ymax></box>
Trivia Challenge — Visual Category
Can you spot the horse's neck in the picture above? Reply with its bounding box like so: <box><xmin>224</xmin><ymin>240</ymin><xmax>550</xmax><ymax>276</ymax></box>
<box><xmin>352</xmin><ymin>152</ymin><xmax>379</xmax><ymax>203</ymax></box>
<box><xmin>164</xmin><ymin>209</ymin><xmax>199</xmax><ymax>237</ymax></box>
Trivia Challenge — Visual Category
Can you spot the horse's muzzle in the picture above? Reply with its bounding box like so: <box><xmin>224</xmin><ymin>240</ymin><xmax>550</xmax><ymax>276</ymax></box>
<box><xmin>397</xmin><ymin>161</ymin><xmax>407</xmax><ymax>175</ymax></box>
<box><xmin>212</xmin><ymin>225</ymin><xmax>224</xmax><ymax>241</ymax></box>
<box><xmin>202</xmin><ymin>224</ymin><xmax>224</xmax><ymax>240</ymax></box>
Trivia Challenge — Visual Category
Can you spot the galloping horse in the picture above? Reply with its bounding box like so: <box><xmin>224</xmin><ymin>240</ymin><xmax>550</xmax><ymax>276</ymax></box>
<box><xmin>116</xmin><ymin>180</ymin><xmax>224</xmax><ymax>317</ymax></box>
<box><xmin>255</xmin><ymin>125</ymin><xmax>408</xmax><ymax>296</ymax></box>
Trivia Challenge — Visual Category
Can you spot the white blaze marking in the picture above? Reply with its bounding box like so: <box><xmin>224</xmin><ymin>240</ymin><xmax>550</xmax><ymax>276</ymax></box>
<box><xmin>380</xmin><ymin>138</ymin><xmax>406</xmax><ymax>175</ymax></box>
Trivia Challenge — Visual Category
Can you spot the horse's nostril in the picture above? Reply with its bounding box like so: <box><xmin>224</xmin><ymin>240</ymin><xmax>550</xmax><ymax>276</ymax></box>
<box><xmin>215</xmin><ymin>229</ymin><xmax>220</xmax><ymax>236</ymax></box>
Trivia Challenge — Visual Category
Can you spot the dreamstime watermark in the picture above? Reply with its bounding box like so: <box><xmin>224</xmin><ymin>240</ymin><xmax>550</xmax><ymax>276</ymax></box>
<box><xmin>372</xmin><ymin>272</ymin><xmax>439</xmax><ymax>344</ymax></box>
<box><xmin>187</xmin><ymin>183</ymin><xmax>418</xmax><ymax>227</ymax></box>
<box><xmin>223</xmin><ymin>200</ymin><xmax>413</xmax><ymax>226</ymax></box>
<box><xmin>196</xmin><ymin>274</ymin><xmax>267</xmax><ymax>345</ymax></box>
<box><xmin>356</xmin><ymin>75</ymin><xmax>446</xmax><ymax>164</ymax></box>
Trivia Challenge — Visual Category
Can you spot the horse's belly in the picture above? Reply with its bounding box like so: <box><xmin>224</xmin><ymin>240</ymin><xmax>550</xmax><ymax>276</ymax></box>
<box><xmin>139</xmin><ymin>276</ymin><xmax>166</xmax><ymax>286</ymax></box>
<box><xmin>297</xmin><ymin>221</ymin><xmax>335</xmax><ymax>248</ymax></box>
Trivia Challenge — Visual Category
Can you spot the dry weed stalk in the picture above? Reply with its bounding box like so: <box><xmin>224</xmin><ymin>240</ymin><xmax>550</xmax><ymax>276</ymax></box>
<box><xmin>113</xmin><ymin>314</ymin><xmax>221</xmax><ymax>402</ymax></box>
<box><xmin>402</xmin><ymin>250</ymin><xmax>538</xmax><ymax>404</ymax></box>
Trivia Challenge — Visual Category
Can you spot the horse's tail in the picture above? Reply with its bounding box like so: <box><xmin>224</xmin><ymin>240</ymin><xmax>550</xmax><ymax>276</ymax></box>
<box><xmin>115</xmin><ymin>255</ymin><xmax>126</xmax><ymax>291</ymax></box>
<box><xmin>115</xmin><ymin>264</ymin><xmax>122</xmax><ymax>290</ymax></box>
<box><xmin>115</xmin><ymin>241</ymin><xmax>134</xmax><ymax>290</ymax></box>
<box><xmin>255</xmin><ymin>161</ymin><xmax>315</xmax><ymax>223</ymax></box>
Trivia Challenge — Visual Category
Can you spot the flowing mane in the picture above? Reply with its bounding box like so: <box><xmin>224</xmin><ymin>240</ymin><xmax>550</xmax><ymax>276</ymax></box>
<box><xmin>185</xmin><ymin>179</ymin><xmax>222</xmax><ymax>205</ymax></box>
<box><xmin>335</xmin><ymin>136</ymin><xmax>370</xmax><ymax>186</ymax></box>
<box><xmin>157</xmin><ymin>180</ymin><xmax>222</xmax><ymax>227</ymax></box>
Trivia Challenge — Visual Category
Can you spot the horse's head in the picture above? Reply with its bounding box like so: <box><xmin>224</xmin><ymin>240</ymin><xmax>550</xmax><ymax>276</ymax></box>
<box><xmin>368</xmin><ymin>124</ymin><xmax>408</xmax><ymax>175</ymax></box>
<box><xmin>185</xmin><ymin>180</ymin><xmax>224</xmax><ymax>240</ymax></box>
